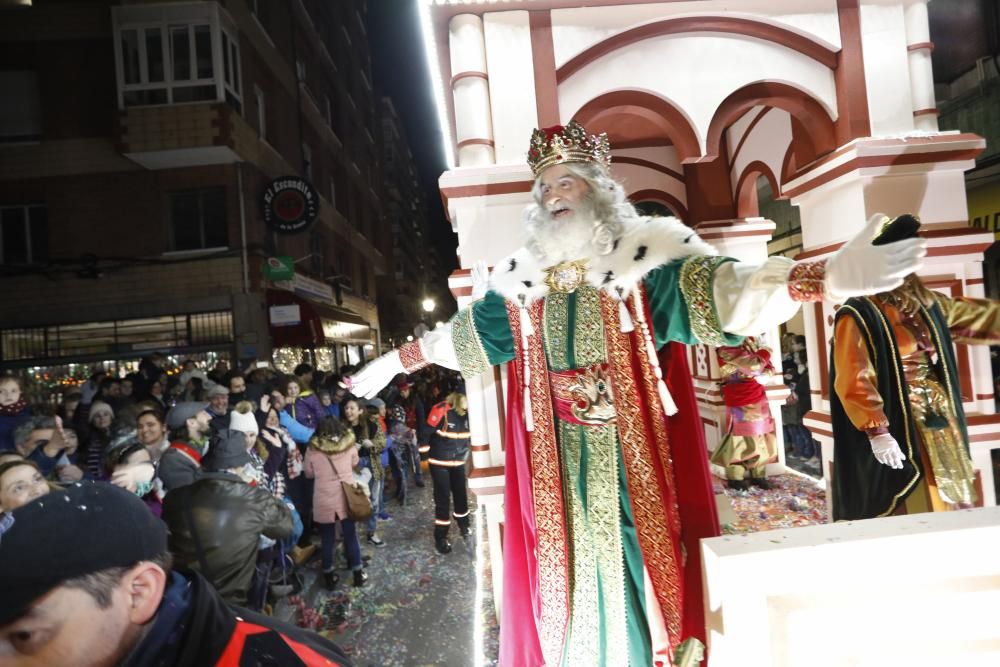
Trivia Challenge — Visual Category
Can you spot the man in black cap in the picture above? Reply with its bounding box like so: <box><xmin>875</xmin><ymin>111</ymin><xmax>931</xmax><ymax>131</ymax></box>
<box><xmin>158</xmin><ymin>401</ymin><xmax>212</xmax><ymax>492</ymax></box>
<box><xmin>162</xmin><ymin>429</ymin><xmax>292</xmax><ymax>608</ymax></box>
<box><xmin>0</xmin><ymin>481</ymin><xmax>351</xmax><ymax>666</ymax></box>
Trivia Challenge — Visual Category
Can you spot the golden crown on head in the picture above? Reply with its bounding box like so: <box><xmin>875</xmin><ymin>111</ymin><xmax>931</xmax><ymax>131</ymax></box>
<box><xmin>527</xmin><ymin>120</ymin><xmax>612</xmax><ymax>176</ymax></box>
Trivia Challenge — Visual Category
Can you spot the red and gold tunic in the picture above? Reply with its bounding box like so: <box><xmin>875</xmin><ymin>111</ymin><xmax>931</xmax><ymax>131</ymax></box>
<box><xmin>709</xmin><ymin>338</ymin><xmax>778</xmax><ymax>480</ymax></box>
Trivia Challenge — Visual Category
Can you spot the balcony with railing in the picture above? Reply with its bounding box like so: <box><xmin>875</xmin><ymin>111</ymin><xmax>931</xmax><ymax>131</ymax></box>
<box><xmin>112</xmin><ymin>2</ymin><xmax>251</xmax><ymax>170</ymax></box>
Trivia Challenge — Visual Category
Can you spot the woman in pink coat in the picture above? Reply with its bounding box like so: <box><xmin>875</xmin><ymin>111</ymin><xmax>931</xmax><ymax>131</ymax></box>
<box><xmin>304</xmin><ymin>417</ymin><xmax>368</xmax><ymax>589</ymax></box>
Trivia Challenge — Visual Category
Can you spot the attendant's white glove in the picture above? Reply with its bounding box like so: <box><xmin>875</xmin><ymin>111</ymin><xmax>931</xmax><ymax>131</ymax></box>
<box><xmin>348</xmin><ymin>351</ymin><xmax>406</xmax><ymax>399</ymax></box>
<box><xmin>470</xmin><ymin>260</ymin><xmax>490</xmax><ymax>299</ymax></box>
<box><xmin>869</xmin><ymin>433</ymin><xmax>906</xmax><ymax>469</ymax></box>
<box><xmin>825</xmin><ymin>213</ymin><xmax>927</xmax><ymax>299</ymax></box>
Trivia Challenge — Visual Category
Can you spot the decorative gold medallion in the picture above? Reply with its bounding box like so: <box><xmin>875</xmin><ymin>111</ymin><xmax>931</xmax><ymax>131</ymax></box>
<box><xmin>568</xmin><ymin>364</ymin><xmax>616</xmax><ymax>425</ymax></box>
<box><xmin>544</xmin><ymin>260</ymin><xmax>589</xmax><ymax>294</ymax></box>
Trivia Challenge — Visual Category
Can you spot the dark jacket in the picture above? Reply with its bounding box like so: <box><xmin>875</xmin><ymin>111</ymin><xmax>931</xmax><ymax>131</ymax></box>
<box><xmin>120</xmin><ymin>569</ymin><xmax>352</xmax><ymax>667</ymax></box>
<box><xmin>426</xmin><ymin>404</ymin><xmax>471</xmax><ymax>464</ymax></box>
<box><xmin>0</xmin><ymin>403</ymin><xmax>30</xmax><ymax>452</ymax></box>
<box><xmin>162</xmin><ymin>472</ymin><xmax>292</xmax><ymax>606</ymax></box>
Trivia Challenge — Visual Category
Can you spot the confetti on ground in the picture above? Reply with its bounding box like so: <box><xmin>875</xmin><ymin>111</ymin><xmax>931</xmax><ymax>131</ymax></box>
<box><xmin>715</xmin><ymin>473</ymin><xmax>828</xmax><ymax>534</ymax></box>
<box><xmin>275</xmin><ymin>474</ymin><xmax>480</xmax><ymax>667</ymax></box>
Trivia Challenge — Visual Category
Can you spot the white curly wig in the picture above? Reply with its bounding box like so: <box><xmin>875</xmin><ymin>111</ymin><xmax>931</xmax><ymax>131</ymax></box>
<box><xmin>523</xmin><ymin>162</ymin><xmax>642</xmax><ymax>262</ymax></box>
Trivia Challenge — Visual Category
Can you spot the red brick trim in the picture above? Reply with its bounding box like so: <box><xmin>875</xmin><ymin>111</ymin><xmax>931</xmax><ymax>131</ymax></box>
<box><xmin>456</xmin><ymin>138</ymin><xmax>495</xmax><ymax>149</ymax></box>
<box><xmin>729</xmin><ymin>107</ymin><xmax>771</xmax><ymax>167</ymax></box>
<box><xmin>834</xmin><ymin>0</ymin><xmax>872</xmax><ymax>144</ymax></box>
<box><xmin>783</xmin><ymin>148</ymin><xmax>983</xmax><ymax>199</ymax></box>
<box><xmin>573</xmin><ymin>90</ymin><xmax>701</xmax><ymax>163</ymax></box>
<box><xmin>704</xmin><ymin>82</ymin><xmax>836</xmax><ymax>163</ymax></box>
<box><xmin>735</xmin><ymin>160</ymin><xmax>781</xmax><ymax>217</ymax></box>
<box><xmin>611</xmin><ymin>155</ymin><xmax>684</xmax><ymax>182</ymax></box>
<box><xmin>469</xmin><ymin>465</ymin><xmax>505</xmax><ymax>479</ymax></box>
<box><xmin>529</xmin><ymin>10</ymin><xmax>560</xmax><ymax>127</ymax></box>
<box><xmin>557</xmin><ymin>16</ymin><xmax>838</xmax><ymax>83</ymax></box>
<box><xmin>628</xmin><ymin>188</ymin><xmax>689</xmax><ymax>224</ymax></box>
<box><xmin>912</xmin><ymin>107</ymin><xmax>940</xmax><ymax>118</ymax></box>
<box><xmin>906</xmin><ymin>41</ymin><xmax>935</xmax><ymax>53</ymax></box>
<box><xmin>451</xmin><ymin>71</ymin><xmax>488</xmax><ymax>86</ymax></box>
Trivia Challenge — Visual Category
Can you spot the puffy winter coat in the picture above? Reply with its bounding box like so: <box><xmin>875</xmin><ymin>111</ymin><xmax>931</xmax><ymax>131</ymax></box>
<box><xmin>304</xmin><ymin>435</ymin><xmax>359</xmax><ymax>523</ymax></box>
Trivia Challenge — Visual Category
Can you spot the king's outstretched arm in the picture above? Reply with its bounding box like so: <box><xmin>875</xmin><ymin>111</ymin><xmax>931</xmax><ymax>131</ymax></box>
<box><xmin>645</xmin><ymin>213</ymin><xmax>927</xmax><ymax>348</ymax></box>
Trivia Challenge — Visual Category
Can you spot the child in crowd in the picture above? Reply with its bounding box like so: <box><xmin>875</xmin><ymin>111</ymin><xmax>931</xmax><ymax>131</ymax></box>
<box><xmin>0</xmin><ymin>375</ymin><xmax>31</xmax><ymax>452</ymax></box>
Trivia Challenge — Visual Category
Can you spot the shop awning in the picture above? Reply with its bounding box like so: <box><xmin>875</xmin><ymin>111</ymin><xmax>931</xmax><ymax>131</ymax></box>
<box><xmin>266</xmin><ymin>289</ymin><xmax>370</xmax><ymax>348</ymax></box>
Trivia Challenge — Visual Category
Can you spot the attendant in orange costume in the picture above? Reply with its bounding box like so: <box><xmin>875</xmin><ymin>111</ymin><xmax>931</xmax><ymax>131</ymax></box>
<box><xmin>710</xmin><ymin>337</ymin><xmax>778</xmax><ymax>491</ymax></box>
<box><xmin>831</xmin><ymin>214</ymin><xmax>1000</xmax><ymax>520</ymax></box>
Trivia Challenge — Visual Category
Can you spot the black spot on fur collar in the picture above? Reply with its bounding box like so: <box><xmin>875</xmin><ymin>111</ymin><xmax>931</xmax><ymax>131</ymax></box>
<box><xmin>602</xmin><ymin>271</ymin><xmax>615</xmax><ymax>285</ymax></box>
<box><xmin>612</xmin><ymin>239</ymin><xmax>620</xmax><ymax>251</ymax></box>
<box><xmin>634</xmin><ymin>245</ymin><xmax>648</xmax><ymax>262</ymax></box>
<box><xmin>684</xmin><ymin>234</ymin><xmax>694</xmax><ymax>244</ymax></box>
<box><xmin>508</xmin><ymin>258</ymin><xmax>517</xmax><ymax>271</ymax></box>
<box><xmin>522</xmin><ymin>280</ymin><xmax>533</xmax><ymax>288</ymax></box>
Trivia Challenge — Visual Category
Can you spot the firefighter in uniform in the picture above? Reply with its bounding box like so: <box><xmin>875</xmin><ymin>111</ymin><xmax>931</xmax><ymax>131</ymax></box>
<box><xmin>426</xmin><ymin>392</ymin><xmax>472</xmax><ymax>554</ymax></box>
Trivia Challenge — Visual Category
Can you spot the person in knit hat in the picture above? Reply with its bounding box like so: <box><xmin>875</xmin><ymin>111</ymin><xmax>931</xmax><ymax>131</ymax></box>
<box><xmin>81</xmin><ymin>401</ymin><xmax>114</xmax><ymax>478</ymax></box>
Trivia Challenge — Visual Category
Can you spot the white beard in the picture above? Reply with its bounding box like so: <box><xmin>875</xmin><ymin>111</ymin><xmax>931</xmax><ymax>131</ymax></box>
<box><xmin>526</xmin><ymin>205</ymin><xmax>598</xmax><ymax>266</ymax></box>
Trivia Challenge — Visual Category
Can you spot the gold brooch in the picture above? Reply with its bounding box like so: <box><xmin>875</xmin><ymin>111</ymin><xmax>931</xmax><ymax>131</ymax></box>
<box><xmin>544</xmin><ymin>260</ymin><xmax>589</xmax><ymax>293</ymax></box>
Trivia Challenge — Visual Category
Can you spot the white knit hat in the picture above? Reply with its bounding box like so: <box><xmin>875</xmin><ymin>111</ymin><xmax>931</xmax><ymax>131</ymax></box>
<box><xmin>229</xmin><ymin>409</ymin><xmax>258</xmax><ymax>437</ymax></box>
<box><xmin>89</xmin><ymin>401</ymin><xmax>114</xmax><ymax>423</ymax></box>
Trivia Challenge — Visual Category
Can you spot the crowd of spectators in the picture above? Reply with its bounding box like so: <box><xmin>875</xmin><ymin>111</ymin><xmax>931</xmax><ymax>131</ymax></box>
<box><xmin>0</xmin><ymin>352</ymin><xmax>466</xmax><ymax>665</ymax></box>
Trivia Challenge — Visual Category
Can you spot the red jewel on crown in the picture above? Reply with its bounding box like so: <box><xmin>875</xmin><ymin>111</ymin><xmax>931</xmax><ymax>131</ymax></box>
<box><xmin>526</xmin><ymin>120</ymin><xmax>612</xmax><ymax>176</ymax></box>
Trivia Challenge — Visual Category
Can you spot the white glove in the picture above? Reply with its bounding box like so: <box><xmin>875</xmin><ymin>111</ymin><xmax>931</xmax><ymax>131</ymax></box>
<box><xmin>869</xmin><ymin>433</ymin><xmax>906</xmax><ymax>469</ymax></box>
<box><xmin>754</xmin><ymin>373</ymin><xmax>772</xmax><ymax>386</ymax></box>
<box><xmin>471</xmin><ymin>260</ymin><xmax>491</xmax><ymax>299</ymax></box>
<box><xmin>825</xmin><ymin>213</ymin><xmax>927</xmax><ymax>300</ymax></box>
<box><xmin>348</xmin><ymin>351</ymin><xmax>406</xmax><ymax>399</ymax></box>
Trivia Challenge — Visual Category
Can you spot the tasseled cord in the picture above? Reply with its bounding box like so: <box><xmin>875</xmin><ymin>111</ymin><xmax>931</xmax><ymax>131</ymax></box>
<box><xmin>518</xmin><ymin>295</ymin><xmax>535</xmax><ymax>432</ymax></box>
<box><xmin>629</xmin><ymin>288</ymin><xmax>678</xmax><ymax>416</ymax></box>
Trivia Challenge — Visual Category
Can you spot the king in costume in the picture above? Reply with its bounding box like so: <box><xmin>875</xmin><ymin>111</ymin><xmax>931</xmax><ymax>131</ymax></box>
<box><xmin>350</xmin><ymin>122</ymin><xmax>925</xmax><ymax>666</ymax></box>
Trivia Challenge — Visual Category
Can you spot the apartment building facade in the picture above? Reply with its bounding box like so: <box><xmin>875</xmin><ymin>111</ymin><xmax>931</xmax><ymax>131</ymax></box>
<box><xmin>0</xmin><ymin>0</ymin><xmax>387</xmax><ymax>379</ymax></box>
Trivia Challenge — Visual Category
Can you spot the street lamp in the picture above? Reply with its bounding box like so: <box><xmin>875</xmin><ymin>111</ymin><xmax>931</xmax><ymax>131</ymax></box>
<box><xmin>406</xmin><ymin>335</ymin><xmax>414</xmax><ymax>342</ymax></box>
<box><xmin>422</xmin><ymin>297</ymin><xmax>436</xmax><ymax>313</ymax></box>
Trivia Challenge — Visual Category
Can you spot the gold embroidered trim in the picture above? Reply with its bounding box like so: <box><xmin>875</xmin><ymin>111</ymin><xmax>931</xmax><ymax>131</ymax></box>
<box><xmin>587</xmin><ymin>424</ymin><xmax>628</xmax><ymax>666</ymax></box>
<box><xmin>601</xmin><ymin>291</ymin><xmax>684</xmax><ymax>647</ymax></box>
<box><xmin>451</xmin><ymin>306</ymin><xmax>492</xmax><ymax>378</ymax></box>
<box><xmin>543</xmin><ymin>292</ymin><xmax>570</xmax><ymax>370</ymax></box>
<box><xmin>398</xmin><ymin>340</ymin><xmax>428</xmax><ymax>373</ymax></box>
<box><xmin>678</xmin><ymin>255</ymin><xmax>730</xmax><ymax>346</ymax></box>
<box><xmin>559</xmin><ymin>421</ymin><xmax>600</xmax><ymax>665</ymax></box>
<box><xmin>575</xmin><ymin>286</ymin><xmax>607</xmax><ymax>368</ymax></box>
<box><xmin>507</xmin><ymin>300</ymin><xmax>570</xmax><ymax>665</ymax></box>
<box><xmin>787</xmin><ymin>259</ymin><xmax>827</xmax><ymax>303</ymax></box>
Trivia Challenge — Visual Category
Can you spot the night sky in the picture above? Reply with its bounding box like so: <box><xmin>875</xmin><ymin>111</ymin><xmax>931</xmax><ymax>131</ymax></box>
<box><xmin>366</xmin><ymin>1</ymin><xmax>456</xmax><ymax>273</ymax></box>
